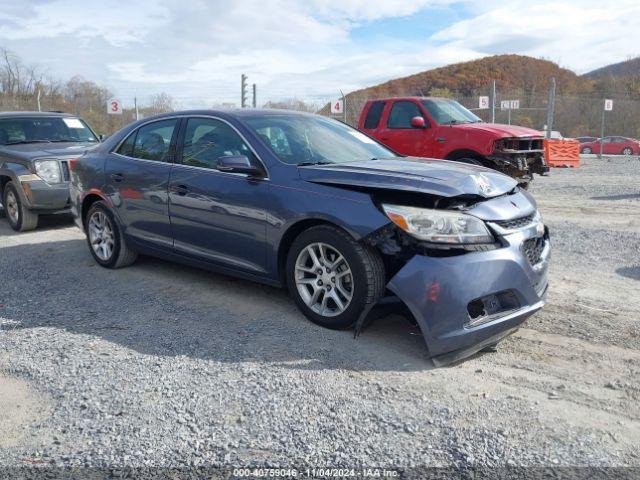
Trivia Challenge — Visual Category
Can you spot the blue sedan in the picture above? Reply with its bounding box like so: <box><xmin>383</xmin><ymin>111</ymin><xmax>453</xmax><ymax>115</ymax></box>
<box><xmin>70</xmin><ymin>109</ymin><xmax>550</xmax><ymax>365</ymax></box>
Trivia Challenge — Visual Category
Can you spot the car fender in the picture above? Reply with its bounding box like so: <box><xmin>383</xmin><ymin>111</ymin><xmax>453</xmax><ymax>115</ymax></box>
<box><xmin>266</xmin><ymin>181</ymin><xmax>391</xmax><ymax>279</ymax></box>
<box><xmin>0</xmin><ymin>162</ymin><xmax>33</xmax><ymax>204</ymax></box>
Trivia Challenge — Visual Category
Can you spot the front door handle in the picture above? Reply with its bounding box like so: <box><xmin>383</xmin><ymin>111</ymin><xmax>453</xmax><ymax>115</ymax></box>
<box><xmin>436</xmin><ymin>137</ymin><xmax>446</xmax><ymax>143</ymax></box>
<box><xmin>111</xmin><ymin>173</ymin><xmax>124</xmax><ymax>182</ymax></box>
<box><xmin>170</xmin><ymin>184</ymin><xmax>189</xmax><ymax>196</ymax></box>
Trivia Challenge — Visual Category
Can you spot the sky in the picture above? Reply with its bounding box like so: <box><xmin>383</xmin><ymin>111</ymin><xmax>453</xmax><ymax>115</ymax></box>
<box><xmin>0</xmin><ymin>0</ymin><xmax>638</xmax><ymax>108</ymax></box>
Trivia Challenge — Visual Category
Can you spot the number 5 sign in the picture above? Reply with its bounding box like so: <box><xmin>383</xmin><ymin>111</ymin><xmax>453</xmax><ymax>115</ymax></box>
<box><xmin>330</xmin><ymin>99</ymin><xmax>344</xmax><ymax>115</ymax></box>
<box><xmin>107</xmin><ymin>98</ymin><xmax>123</xmax><ymax>115</ymax></box>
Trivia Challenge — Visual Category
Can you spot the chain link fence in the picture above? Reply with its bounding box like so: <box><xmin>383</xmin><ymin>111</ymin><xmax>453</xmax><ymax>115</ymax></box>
<box><xmin>317</xmin><ymin>88</ymin><xmax>640</xmax><ymax>140</ymax></box>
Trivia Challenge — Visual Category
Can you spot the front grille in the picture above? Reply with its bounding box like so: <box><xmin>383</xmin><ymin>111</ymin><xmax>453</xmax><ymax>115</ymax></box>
<box><xmin>60</xmin><ymin>160</ymin><xmax>70</xmax><ymax>181</ymax></box>
<box><xmin>523</xmin><ymin>236</ymin><xmax>545</xmax><ymax>266</ymax></box>
<box><xmin>494</xmin><ymin>213</ymin><xmax>536</xmax><ymax>230</ymax></box>
<box><xmin>498</xmin><ymin>138</ymin><xmax>544</xmax><ymax>151</ymax></box>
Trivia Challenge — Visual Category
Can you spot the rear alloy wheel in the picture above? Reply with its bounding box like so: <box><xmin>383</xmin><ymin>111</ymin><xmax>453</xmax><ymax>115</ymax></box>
<box><xmin>85</xmin><ymin>201</ymin><xmax>137</xmax><ymax>268</ymax></box>
<box><xmin>581</xmin><ymin>147</ymin><xmax>592</xmax><ymax>154</ymax></box>
<box><xmin>2</xmin><ymin>181</ymin><xmax>38</xmax><ymax>232</ymax></box>
<box><xmin>622</xmin><ymin>147</ymin><xmax>633</xmax><ymax>156</ymax></box>
<box><xmin>286</xmin><ymin>225</ymin><xmax>385</xmax><ymax>330</ymax></box>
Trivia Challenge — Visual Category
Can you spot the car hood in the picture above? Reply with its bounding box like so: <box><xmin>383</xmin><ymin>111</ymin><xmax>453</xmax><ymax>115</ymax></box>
<box><xmin>299</xmin><ymin>158</ymin><xmax>517</xmax><ymax>198</ymax></box>
<box><xmin>0</xmin><ymin>142</ymin><xmax>98</xmax><ymax>160</ymax></box>
<box><xmin>455</xmin><ymin>122</ymin><xmax>542</xmax><ymax>138</ymax></box>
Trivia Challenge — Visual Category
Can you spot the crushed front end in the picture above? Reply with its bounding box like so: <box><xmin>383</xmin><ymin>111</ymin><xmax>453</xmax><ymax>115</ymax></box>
<box><xmin>490</xmin><ymin>137</ymin><xmax>550</xmax><ymax>181</ymax></box>
<box><xmin>369</xmin><ymin>189</ymin><xmax>550</xmax><ymax>366</ymax></box>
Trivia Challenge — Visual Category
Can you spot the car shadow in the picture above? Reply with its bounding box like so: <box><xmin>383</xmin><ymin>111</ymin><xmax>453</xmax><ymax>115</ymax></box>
<box><xmin>616</xmin><ymin>266</ymin><xmax>640</xmax><ymax>281</ymax></box>
<box><xmin>0</xmin><ymin>238</ymin><xmax>436</xmax><ymax>372</ymax></box>
<box><xmin>0</xmin><ymin>208</ymin><xmax>74</xmax><ymax>235</ymax></box>
<box><xmin>590</xmin><ymin>193</ymin><xmax>640</xmax><ymax>201</ymax></box>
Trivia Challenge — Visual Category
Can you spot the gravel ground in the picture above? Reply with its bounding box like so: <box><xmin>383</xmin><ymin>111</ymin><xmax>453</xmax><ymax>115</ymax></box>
<box><xmin>0</xmin><ymin>157</ymin><xmax>639</xmax><ymax>476</ymax></box>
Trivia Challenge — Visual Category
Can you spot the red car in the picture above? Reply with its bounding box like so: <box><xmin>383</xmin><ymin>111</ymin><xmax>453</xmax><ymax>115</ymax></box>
<box><xmin>580</xmin><ymin>136</ymin><xmax>640</xmax><ymax>155</ymax></box>
<box><xmin>358</xmin><ymin>97</ymin><xmax>548</xmax><ymax>182</ymax></box>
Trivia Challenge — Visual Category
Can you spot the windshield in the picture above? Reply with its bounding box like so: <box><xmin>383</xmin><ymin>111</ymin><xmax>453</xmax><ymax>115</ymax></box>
<box><xmin>244</xmin><ymin>114</ymin><xmax>395</xmax><ymax>165</ymax></box>
<box><xmin>421</xmin><ymin>99</ymin><xmax>481</xmax><ymax>125</ymax></box>
<box><xmin>0</xmin><ymin>116</ymin><xmax>98</xmax><ymax>145</ymax></box>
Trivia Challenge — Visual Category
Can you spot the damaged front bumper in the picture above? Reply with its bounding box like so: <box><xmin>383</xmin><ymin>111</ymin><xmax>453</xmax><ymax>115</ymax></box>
<box><xmin>387</xmin><ymin>221</ymin><xmax>550</xmax><ymax>366</ymax></box>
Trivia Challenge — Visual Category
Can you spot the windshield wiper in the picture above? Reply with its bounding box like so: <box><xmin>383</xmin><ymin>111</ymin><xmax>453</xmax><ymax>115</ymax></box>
<box><xmin>4</xmin><ymin>139</ymin><xmax>52</xmax><ymax>145</ymax></box>
<box><xmin>48</xmin><ymin>139</ymin><xmax>96</xmax><ymax>143</ymax></box>
<box><xmin>297</xmin><ymin>161</ymin><xmax>334</xmax><ymax>166</ymax></box>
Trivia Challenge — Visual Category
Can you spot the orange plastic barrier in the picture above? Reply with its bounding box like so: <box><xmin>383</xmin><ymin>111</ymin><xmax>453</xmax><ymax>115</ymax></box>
<box><xmin>544</xmin><ymin>139</ymin><xmax>580</xmax><ymax>168</ymax></box>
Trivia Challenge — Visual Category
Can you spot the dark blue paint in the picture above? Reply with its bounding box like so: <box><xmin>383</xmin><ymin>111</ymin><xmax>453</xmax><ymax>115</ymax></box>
<box><xmin>71</xmin><ymin>109</ymin><xmax>550</xmax><ymax>362</ymax></box>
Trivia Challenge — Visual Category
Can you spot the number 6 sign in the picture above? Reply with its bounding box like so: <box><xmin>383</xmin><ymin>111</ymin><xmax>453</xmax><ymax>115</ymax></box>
<box><xmin>107</xmin><ymin>98</ymin><xmax>123</xmax><ymax>115</ymax></box>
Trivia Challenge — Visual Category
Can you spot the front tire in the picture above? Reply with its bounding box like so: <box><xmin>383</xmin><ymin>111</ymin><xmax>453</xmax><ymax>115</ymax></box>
<box><xmin>582</xmin><ymin>147</ymin><xmax>592</xmax><ymax>154</ymax></box>
<box><xmin>286</xmin><ymin>225</ymin><xmax>385</xmax><ymax>330</ymax></box>
<box><xmin>3</xmin><ymin>181</ymin><xmax>38</xmax><ymax>232</ymax></box>
<box><xmin>85</xmin><ymin>201</ymin><xmax>137</xmax><ymax>268</ymax></box>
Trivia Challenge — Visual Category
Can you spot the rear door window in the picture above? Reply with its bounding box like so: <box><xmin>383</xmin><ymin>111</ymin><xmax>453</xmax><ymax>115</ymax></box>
<box><xmin>117</xmin><ymin>119</ymin><xmax>178</xmax><ymax>162</ymax></box>
<box><xmin>363</xmin><ymin>101</ymin><xmax>385</xmax><ymax>129</ymax></box>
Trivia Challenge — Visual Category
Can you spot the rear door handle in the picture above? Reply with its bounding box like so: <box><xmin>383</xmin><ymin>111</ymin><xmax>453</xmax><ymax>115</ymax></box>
<box><xmin>170</xmin><ymin>184</ymin><xmax>189</xmax><ymax>196</ymax></box>
<box><xmin>110</xmin><ymin>173</ymin><xmax>124</xmax><ymax>182</ymax></box>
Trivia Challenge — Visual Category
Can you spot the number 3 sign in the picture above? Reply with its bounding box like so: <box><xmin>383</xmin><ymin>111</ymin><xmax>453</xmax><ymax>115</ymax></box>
<box><xmin>107</xmin><ymin>98</ymin><xmax>123</xmax><ymax>115</ymax></box>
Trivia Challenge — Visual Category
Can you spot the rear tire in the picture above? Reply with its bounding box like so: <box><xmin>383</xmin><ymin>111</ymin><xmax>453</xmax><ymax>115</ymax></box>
<box><xmin>622</xmin><ymin>147</ymin><xmax>633</xmax><ymax>156</ymax></box>
<box><xmin>3</xmin><ymin>181</ymin><xmax>38</xmax><ymax>232</ymax></box>
<box><xmin>85</xmin><ymin>201</ymin><xmax>137</xmax><ymax>268</ymax></box>
<box><xmin>286</xmin><ymin>225</ymin><xmax>385</xmax><ymax>330</ymax></box>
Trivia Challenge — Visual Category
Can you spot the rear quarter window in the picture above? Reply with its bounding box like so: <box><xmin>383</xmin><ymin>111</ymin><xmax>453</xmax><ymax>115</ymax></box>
<box><xmin>363</xmin><ymin>101</ymin><xmax>385</xmax><ymax>129</ymax></box>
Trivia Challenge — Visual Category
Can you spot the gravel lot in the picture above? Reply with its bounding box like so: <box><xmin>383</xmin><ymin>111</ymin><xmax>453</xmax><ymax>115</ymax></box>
<box><xmin>1</xmin><ymin>157</ymin><xmax>639</xmax><ymax>475</ymax></box>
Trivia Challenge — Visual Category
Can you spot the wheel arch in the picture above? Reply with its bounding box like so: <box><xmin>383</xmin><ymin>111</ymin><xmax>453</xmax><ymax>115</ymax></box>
<box><xmin>81</xmin><ymin>192</ymin><xmax>109</xmax><ymax>228</ymax></box>
<box><xmin>276</xmin><ymin>218</ymin><xmax>358</xmax><ymax>286</ymax></box>
<box><xmin>445</xmin><ymin>149</ymin><xmax>486</xmax><ymax>163</ymax></box>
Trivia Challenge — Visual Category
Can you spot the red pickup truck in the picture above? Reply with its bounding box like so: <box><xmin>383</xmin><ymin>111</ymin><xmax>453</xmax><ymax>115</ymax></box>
<box><xmin>358</xmin><ymin>97</ymin><xmax>549</xmax><ymax>181</ymax></box>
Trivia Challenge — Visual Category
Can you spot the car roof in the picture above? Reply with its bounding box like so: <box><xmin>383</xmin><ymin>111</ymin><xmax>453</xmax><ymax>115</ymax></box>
<box><xmin>0</xmin><ymin>111</ymin><xmax>79</xmax><ymax>118</ymax></box>
<box><xmin>367</xmin><ymin>96</ymin><xmax>445</xmax><ymax>102</ymax></box>
<box><xmin>131</xmin><ymin>109</ymin><xmax>321</xmax><ymax>125</ymax></box>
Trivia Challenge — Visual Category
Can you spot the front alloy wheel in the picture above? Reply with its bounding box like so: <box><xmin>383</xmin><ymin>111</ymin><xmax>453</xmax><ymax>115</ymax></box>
<box><xmin>2</xmin><ymin>181</ymin><xmax>38</xmax><ymax>231</ymax></box>
<box><xmin>295</xmin><ymin>242</ymin><xmax>354</xmax><ymax>317</ymax></box>
<box><xmin>286</xmin><ymin>225</ymin><xmax>385</xmax><ymax>330</ymax></box>
<box><xmin>582</xmin><ymin>147</ymin><xmax>592</xmax><ymax>154</ymax></box>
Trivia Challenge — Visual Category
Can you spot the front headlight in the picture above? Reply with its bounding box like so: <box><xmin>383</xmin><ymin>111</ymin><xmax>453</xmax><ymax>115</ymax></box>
<box><xmin>34</xmin><ymin>160</ymin><xmax>62</xmax><ymax>184</ymax></box>
<box><xmin>382</xmin><ymin>204</ymin><xmax>494</xmax><ymax>244</ymax></box>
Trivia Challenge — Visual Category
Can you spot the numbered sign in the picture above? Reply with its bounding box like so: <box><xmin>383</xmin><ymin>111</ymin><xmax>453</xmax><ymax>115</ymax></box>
<box><xmin>330</xmin><ymin>99</ymin><xmax>344</xmax><ymax>115</ymax></box>
<box><xmin>500</xmin><ymin>100</ymin><xmax>510</xmax><ymax>111</ymax></box>
<box><xmin>107</xmin><ymin>98</ymin><xmax>123</xmax><ymax>115</ymax></box>
<box><xmin>510</xmin><ymin>99</ymin><xmax>520</xmax><ymax>110</ymax></box>
<box><xmin>604</xmin><ymin>99</ymin><xmax>613</xmax><ymax>111</ymax></box>
<box><xmin>478</xmin><ymin>96</ymin><xmax>489</xmax><ymax>109</ymax></box>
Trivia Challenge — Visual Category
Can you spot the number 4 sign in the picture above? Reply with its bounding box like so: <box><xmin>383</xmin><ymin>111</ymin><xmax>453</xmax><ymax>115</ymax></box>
<box><xmin>330</xmin><ymin>99</ymin><xmax>344</xmax><ymax>115</ymax></box>
<box><xmin>107</xmin><ymin>98</ymin><xmax>123</xmax><ymax>115</ymax></box>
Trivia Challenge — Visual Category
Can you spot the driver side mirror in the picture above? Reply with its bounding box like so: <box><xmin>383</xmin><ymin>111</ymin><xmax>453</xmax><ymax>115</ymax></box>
<box><xmin>411</xmin><ymin>116</ymin><xmax>427</xmax><ymax>129</ymax></box>
<box><xmin>217</xmin><ymin>155</ymin><xmax>263</xmax><ymax>177</ymax></box>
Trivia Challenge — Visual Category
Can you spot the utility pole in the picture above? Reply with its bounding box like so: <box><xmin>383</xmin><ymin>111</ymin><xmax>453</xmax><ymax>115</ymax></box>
<box><xmin>339</xmin><ymin>89</ymin><xmax>347</xmax><ymax>124</ymax></box>
<box><xmin>36</xmin><ymin>88</ymin><xmax>41</xmax><ymax>112</ymax></box>
<box><xmin>134</xmin><ymin>97</ymin><xmax>139</xmax><ymax>121</ymax></box>
<box><xmin>545</xmin><ymin>77</ymin><xmax>556</xmax><ymax>139</ymax></box>
<box><xmin>241</xmin><ymin>74</ymin><xmax>248</xmax><ymax>108</ymax></box>
<box><xmin>490</xmin><ymin>80</ymin><xmax>496</xmax><ymax>123</ymax></box>
<box><xmin>599</xmin><ymin>101</ymin><xmax>606</xmax><ymax>159</ymax></box>
<box><xmin>252</xmin><ymin>83</ymin><xmax>257</xmax><ymax>108</ymax></box>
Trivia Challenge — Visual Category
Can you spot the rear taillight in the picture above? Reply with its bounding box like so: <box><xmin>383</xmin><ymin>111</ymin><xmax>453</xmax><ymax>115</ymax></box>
<box><xmin>69</xmin><ymin>158</ymin><xmax>78</xmax><ymax>171</ymax></box>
